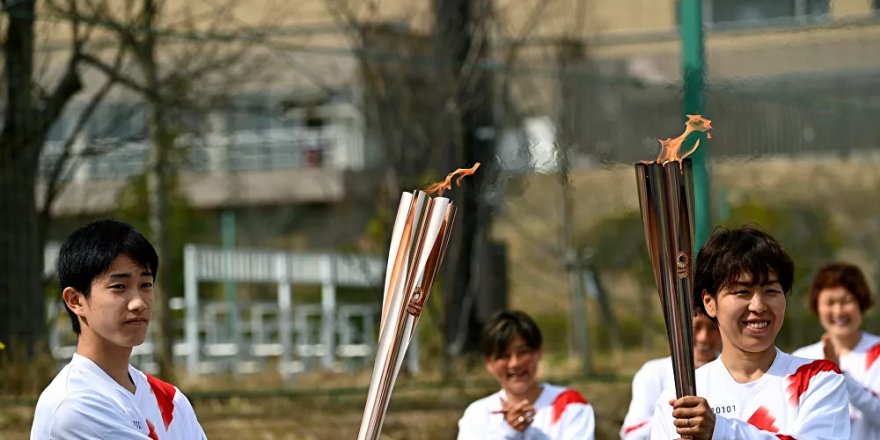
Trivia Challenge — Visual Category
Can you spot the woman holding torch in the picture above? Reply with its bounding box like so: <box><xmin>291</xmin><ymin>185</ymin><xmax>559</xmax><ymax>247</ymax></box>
<box><xmin>457</xmin><ymin>310</ymin><xmax>595</xmax><ymax>439</ymax></box>
<box><xmin>793</xmin><ymin>262</ymin><xmax>880</xmax><ymax>439</ymax></box>
<box><xmin>650</xmin><ymin>227</ymin><xmax>850</xmax><ymax>439</ymax></box>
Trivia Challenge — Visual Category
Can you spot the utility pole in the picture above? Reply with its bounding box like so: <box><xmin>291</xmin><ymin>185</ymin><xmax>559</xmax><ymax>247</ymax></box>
<box><xmin>680</xmin><ymin>0</ymin><xmax>711</xmax><ymax>249</ymax></box>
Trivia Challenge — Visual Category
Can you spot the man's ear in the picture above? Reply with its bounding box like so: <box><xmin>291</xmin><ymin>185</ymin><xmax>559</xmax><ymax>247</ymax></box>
<box><xmin>702</xmin><ymin>290</ymin><xmax>718</xmax><ymax>318</ymax></box>
<box><xmin>62</xmin><ymin>287</ymin><xmax>86</xmax><ymax>317</ymax></box>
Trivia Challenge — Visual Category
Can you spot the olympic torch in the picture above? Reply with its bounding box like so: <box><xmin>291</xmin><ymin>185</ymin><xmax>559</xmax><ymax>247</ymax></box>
<box><xmin>634</xmin><ymin>115</ymin><xmax>711</xmax><ymax>398</ymax></box>
<box><xmin>357</xmin><ymin>163</ymin><xmax>479</xmax><ymax>440</ymax></box>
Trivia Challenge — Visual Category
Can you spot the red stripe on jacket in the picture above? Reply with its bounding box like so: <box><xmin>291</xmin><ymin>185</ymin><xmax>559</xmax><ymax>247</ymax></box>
<box><xmin>866</xmin><ymin>343</ymin><xmax>880</xmax><ymax>370</ymax></box>
<box><xmin>551</xmin><ymin>389</ymin><xmax>587</xmax><ymax>424</ymax></box>
<box><xmin>622</xmin><ymin>420</ymin><xmax>649</xmax><ymax>435</ymax></box>
<box><xmin>145</xmin><ymin>373</ymin><xmax>177</xmax><ymax>430</ymax></box>
<box><xmin>785</xmin><ymin>359</ymin><xmax>841</xmax><ymax>406</ymax></box>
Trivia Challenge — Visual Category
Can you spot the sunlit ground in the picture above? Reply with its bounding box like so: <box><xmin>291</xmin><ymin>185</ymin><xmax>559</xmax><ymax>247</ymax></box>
<box><xmin>1</xmin><ymin>351</ymin><xmax>644</xmax><ymax>439</ymax></box>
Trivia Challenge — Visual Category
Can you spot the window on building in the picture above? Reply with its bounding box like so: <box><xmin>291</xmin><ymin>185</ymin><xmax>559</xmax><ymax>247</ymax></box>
<box><xmin>226</xmin><ymin>95</ymin><xmax>278</xmax><ymax>133</ymax></box>
<box><xmin>89</xmin><ymin>103</ymin><xmax>146</xmax><ymax>141</ymax></box>
<box><xmin>681</xmin><ymin>0</ymin><xmax>832</xmax><ymax>29</ymax></box>
<box><xmin>712</xmin><ymin>0</ymin><xmax>793</xmax><ymax>24</ymax></box>
<box><xmin>804</xmin><ymin>0</ymin><xmax>831</xmax><ymax>16</ymax></box>
<box><xmin>47</xmin><ymin>115</ymin><xmax>70</xmax><ymax>142</ymax></box>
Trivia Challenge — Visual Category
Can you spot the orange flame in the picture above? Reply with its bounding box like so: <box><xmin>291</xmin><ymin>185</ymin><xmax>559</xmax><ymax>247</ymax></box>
<box><xmin>650</xmin><ymin>115</ymin><xmax>713</xmax><ymax>165</ymax></box>
<box><xmin>423</xmin><ymin>162</ymin><xmax>481</xmax><ymax>196</ymax></box>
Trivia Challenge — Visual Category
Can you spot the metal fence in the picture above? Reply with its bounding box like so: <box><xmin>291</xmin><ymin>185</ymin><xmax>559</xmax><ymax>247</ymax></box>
<box><xmin>45</xmin><ymin>244</ymin><xmax>402</xmax><ymax>378</ymax></box>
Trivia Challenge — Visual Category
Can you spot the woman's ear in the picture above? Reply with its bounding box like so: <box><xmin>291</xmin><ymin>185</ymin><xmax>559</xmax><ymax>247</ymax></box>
<box><xmin>702</xmin><ymin>290</ymin><xmax>717</xmax><ymax>318</ymax></box>
<box><xmin>62</xmin><ymin>287</ymin><xmax>86</xmax><ymax>317</ymax></box>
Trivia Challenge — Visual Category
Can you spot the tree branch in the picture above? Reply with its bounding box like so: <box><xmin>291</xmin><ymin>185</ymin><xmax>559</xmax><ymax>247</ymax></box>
<box><xmin>39</xmin><ymin>57</ymin><xmax>82</xmax><ymax>136</ymax></box>
<box><xmin>39</xmin><ymin>75</ymin><xmax>115</xmax><ymax>217</ymax></box>
<box><xmin>40</xmin><ymin>41</ymin><xmax>125</xmax><ymax>217</ymax></box>
<box><xmin>79</xmin><ymin>52</ymin><xmax>154</xmax><ymax>97</ymax></box>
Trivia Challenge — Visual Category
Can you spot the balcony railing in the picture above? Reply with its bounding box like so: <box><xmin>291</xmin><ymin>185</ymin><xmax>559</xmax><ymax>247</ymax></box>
<box><xmin>39</xmin><ymin>124</ymin><xmax>364</xmax><ymax>183</ymax></box>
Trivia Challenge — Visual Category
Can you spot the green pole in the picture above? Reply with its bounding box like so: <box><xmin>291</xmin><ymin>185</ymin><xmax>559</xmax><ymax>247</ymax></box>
<box><xmin>680</xmin><ymin>0</ymin><xmax>711</xmax><ymax>250</ymax></box>
<box><xmin>222</xmin><ymin>210</ymin><xmax>238</xmax><ymax>345</ymax></box>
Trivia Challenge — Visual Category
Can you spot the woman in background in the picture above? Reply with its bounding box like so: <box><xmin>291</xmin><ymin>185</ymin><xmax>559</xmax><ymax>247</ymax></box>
<box><xmin>457</xmin><ymin>310</ymin><xmax>595</xmax><ymax>439</ymax></box>
<box><xmin>793</xmin><ymin>262</ymin><xmax>880</xmax><ymax>439</ymax></box>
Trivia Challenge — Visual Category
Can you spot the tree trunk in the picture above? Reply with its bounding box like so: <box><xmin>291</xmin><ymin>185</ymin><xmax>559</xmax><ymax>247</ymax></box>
<box><xmin>141</xmin><ymin>0</ymin><xmax>175</xmax><ymax>380</ymax></box>
<box><xmin>0</xmin><ymin>0</ymin><xmax>45</xmax><ymax>358</ymax></box>
<box><xmin>0</xmin><ymin>137</ymin><xmax>45</xmax><ymax>357</ymax></box>
<box><xmin>556</xmin><ymin>40</ymin><xmax>592</xmax><ymax>373</ymax></box>
<box><xmin>435</xmin><ymin>0</ymin><xmax>497</xmax><ymax>368</ymax></box>
<box><xmin>146</xmin><ymin>102</ymin><xmax>175</xmax><ymax>380</ymax></box>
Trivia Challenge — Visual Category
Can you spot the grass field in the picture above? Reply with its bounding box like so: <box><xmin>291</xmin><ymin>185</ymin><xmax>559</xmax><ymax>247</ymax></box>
<box><xmin>1</xmin><ymin>371</ymin><xmax>634</xmax><ymax>439</ymax></box>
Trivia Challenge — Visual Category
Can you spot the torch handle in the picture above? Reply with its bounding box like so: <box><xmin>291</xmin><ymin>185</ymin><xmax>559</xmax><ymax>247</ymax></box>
<box><xmin>636</xmin><ymin>160</ymin><xmax>697</xmax><ymax>398</ymax></box>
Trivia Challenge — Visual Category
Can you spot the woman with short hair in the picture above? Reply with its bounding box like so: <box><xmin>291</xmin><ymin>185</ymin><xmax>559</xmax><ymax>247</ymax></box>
<box><xmin>457</xmin><ymin>310</ymin><xmax>595</xmax><ymax>439</ymax></box>
<box><xmin>793</xmin><ymin>262</ymin><xmax>880</xmax><ymax>439</ymax></box>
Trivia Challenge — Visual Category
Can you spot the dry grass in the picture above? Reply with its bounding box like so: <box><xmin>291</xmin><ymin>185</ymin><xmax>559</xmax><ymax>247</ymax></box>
<box><xmin>1</xmin><ymin>371</ymin><xmax>633</xmax><ymax>440</ymax></box>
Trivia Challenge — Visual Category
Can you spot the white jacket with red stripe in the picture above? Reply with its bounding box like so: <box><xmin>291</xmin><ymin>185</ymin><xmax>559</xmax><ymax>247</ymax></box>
<box><xmin>650</xmin><ymin>349</ymin><xmax>850</xmax><ymax>439</ymax></box>
<box><xmin>619</xmin><ymin>356</ymin><xmax>673</xmax><ymax>440</ymax></box>
<box><xmin>457</xmin><ymin>383</ymin><xmax>595</xmax><ymax>439</ymax></box>
<box><xmin>31</xmin><ymin>353</ymin><xmax>205</xmax><ymax>440</ymax></box>
<box><xmin>794</xmin><ymin>332</ymin><xmax>880</xmax><ymax>440</ymax></box>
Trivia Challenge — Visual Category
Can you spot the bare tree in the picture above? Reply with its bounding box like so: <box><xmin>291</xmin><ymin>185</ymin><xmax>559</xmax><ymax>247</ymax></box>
<box><xmin>0</xmin><ymin>0</ymin><xmax>86</xmax><ymax>359</ymax></box>
<box><xmin>319</xmin><ymin>1</ymin><xmax>547</xmax><ymax>370</ymax></box>
<box><xmin>52</xmin><ymin>0</ymin><xmax>275</xmax><ymax>378</ymax></box>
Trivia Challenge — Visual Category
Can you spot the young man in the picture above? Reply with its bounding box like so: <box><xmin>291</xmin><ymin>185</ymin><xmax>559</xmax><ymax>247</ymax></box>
<box><xmin>619</xmin><ymin>314</ymin><xmax>722</xmax><ymax>440</ymax></box>
<box><xmin>31</xmin><ymin>219</ymin><xmax>206</xmax><ymax>439</ymax></box>
<box><xmin>650</xmin><ymin>226</ymin><xmax>850</xmax><ymax>439</ymax></box>
<box><xmin>457</xmin><ymin>310</ymin><xmax>595</xmax><ymax>439</ymax></box>
<box><xmin>793</xmin><ymin>263</ymin><xmax>880</xmax><ymax>439</ymax></box>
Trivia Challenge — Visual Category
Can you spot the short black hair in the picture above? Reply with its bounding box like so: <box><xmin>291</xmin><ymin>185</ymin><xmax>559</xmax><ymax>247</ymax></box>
<box><xmin>480</xmin><ymin>310</ymin><xmax>542</xmax><ymax>359</ymax></box>
<box><xmin>58</xmin><ymin>219</ymin><xmax>158</xmax><ymax>334</ymax></box>
<box><xmin>694</xmin><ymin>226</ymin><xmax>794</xmax><ymax>319</ymax></box>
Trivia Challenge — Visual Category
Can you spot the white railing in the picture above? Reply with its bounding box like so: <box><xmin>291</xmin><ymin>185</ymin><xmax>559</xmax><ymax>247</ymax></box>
<box><xmin>182</xmin><ymin>245</ymin><xmax>396</xmax><ymax>377</ymax></box>
<box><xmin>44</xmin><ymin>244</ymin><xmax>411</xmax><ymax>378</ymax></box>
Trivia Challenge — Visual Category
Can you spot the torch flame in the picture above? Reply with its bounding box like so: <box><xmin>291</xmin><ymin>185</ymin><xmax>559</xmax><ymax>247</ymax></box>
<box><xmin>650</xmin><ymin>115</ymin><xmax>713</xmax><ymax>165</ymax></box>
<box><xmin>423</xmin><ymin>162</ymin><xmax>481</xmax><ymax>196</ymax></box>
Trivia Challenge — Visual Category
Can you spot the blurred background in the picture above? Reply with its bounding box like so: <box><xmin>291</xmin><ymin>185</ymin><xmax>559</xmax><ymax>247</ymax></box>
<box><xmin>2</xmin><ymin>0</ymin><xmax>879</xmax><ymax>438</ymax></box>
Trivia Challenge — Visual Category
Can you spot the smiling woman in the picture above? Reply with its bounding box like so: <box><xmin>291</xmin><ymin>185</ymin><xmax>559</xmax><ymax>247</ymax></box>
<box><xmin>792</xmin><ymin>263</ymin><xmax>880</xmax><ymax>439</ymax></box>
<box><xmin>651</xmin><ymin>226</ymin><xmax>851</xmax><ymax>440</ymax></box>
<box><xmin>456</xmin><ymin>310</ymin><xmax>595</xmax><ymax>440</ymax></box>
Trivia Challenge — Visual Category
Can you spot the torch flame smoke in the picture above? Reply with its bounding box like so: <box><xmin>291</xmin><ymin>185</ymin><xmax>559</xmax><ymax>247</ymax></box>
<box><xmin>650</xmin><ymin>115</ymin><xmax>713</xmax><ymax>165</ymax></box>
<box><xmin>423</xmin><ymin>162</ymin><xmax>481</xmax><ymax>196</ymax></box>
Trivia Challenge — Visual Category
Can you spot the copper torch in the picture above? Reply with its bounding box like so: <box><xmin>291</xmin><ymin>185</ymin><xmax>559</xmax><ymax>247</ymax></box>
<box><xmin>357</xmin><ymin>163</ymin><xmax>479</xmax><ymax>440</ymax></box>
<box><xmin>634</xmin><ymin>115</ymin><xmax>711</xmax><ymax>398</ymax></box>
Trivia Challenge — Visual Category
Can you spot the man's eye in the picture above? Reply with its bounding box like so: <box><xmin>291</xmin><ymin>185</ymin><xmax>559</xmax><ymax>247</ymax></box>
<box><xmin>142</xmin><ymin>282</ymin><xmax>153</xmax><ymax>289</ymax></box>
<box><xmin>110</xmin><ymin>284</ymin><xmax>126</xmax><ymax>290</ymax></box>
